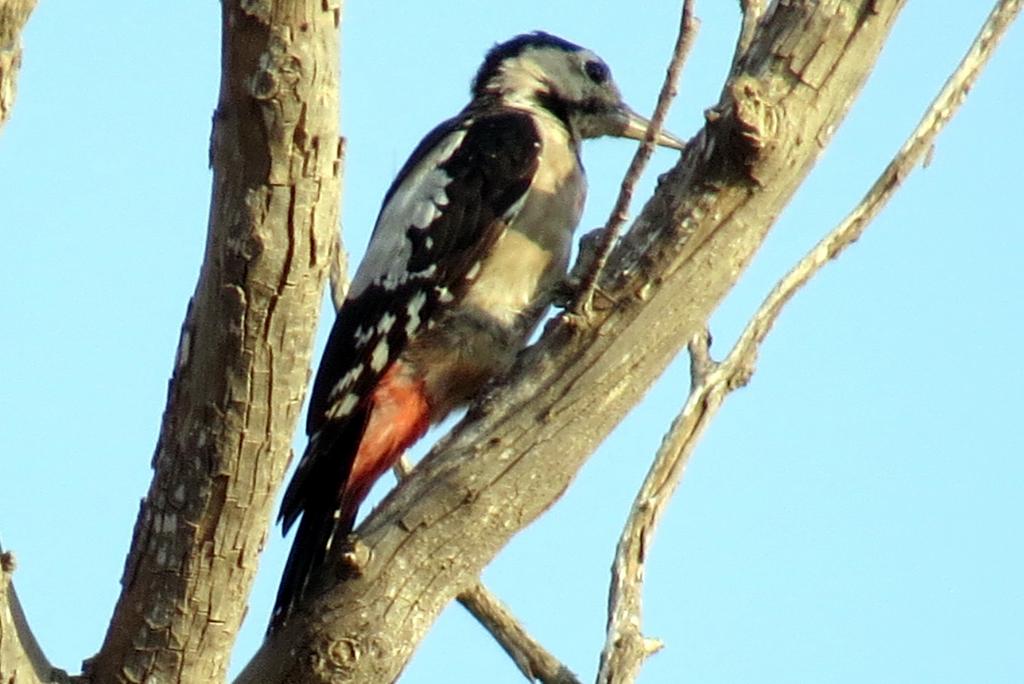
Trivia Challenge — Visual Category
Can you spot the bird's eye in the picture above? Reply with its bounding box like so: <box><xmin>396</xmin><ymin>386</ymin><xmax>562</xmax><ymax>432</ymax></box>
<box><xmin>584</xmin><ymin>60</ymin><xmax>609</xmax><ymax>84</ymax></box>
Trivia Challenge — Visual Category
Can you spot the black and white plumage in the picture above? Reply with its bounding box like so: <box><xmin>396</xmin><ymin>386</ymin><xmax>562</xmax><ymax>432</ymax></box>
<box><xmin>271</xmin><ymin>31</ymin><xmax>684</xmax><ymax>630</ymax></box>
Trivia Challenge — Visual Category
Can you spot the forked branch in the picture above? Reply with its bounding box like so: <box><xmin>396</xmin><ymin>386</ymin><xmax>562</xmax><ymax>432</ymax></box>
<box><xmin>597</xmin><ymin>1</ymin><xmax>1021</xmax><ymax>681</ymax></box>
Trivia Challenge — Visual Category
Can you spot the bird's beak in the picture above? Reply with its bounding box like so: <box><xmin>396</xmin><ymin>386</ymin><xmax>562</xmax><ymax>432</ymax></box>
<box><xmin>616</xmin><ymin>105</ymin><xmax>686</xmax><ymax>151</ymax></box>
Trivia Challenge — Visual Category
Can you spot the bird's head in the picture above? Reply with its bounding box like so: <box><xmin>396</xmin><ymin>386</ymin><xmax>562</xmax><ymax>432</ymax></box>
<box><xmin>472</xmin><ymin>31</ymin><xmax>685</xmax><ymax>150</ymax></box>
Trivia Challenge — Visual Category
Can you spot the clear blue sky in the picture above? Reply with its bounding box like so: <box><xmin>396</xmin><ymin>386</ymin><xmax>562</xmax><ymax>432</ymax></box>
<box><xmin>2</xmin><ymin>3</ymin><xmax>1021</xmax><ymax>682</ymax></box>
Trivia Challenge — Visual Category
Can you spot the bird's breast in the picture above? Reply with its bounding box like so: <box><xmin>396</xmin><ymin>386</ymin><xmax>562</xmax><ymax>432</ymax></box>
<box><xmin>401</xmin><ymin>115</ymin><xmax>587</xmax><ymax>421</ymax></box>
<box><xmin>461</xmin><ymin>119</ymin><xmax>585</xmax><ymax>329</ymax></box>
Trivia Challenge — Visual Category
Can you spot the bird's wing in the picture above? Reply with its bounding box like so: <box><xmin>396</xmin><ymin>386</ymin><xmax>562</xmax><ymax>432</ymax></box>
<box><xmin>271</xmin><ymin>111</ymin><xmax>541</xmax><ymax>625</ymax></box>
<box><xmin>303</xmin><ymin>109</ymin><xmax>541</xmax><ymax>442</ymax></box>
<box><xmin>271</xmin><ymin>110</ymin><xmax>540</xmax><ymax>626</ymax></box>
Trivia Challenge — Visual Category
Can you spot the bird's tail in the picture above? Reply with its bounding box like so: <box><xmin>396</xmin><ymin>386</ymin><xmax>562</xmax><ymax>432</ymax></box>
<box><xmin>270</xmin><ymin>418</ymin><xmax>366</xmax><ymax>633</ymax></box>
<box><xmin>269</xmin><ymin>362</ymin><xmax>433</xmax><ymax>632</ymax></box>
<box><xmin>269</xmin><ymin>492</ymin><xmax>358</xmax><ymax>632</ymax></box>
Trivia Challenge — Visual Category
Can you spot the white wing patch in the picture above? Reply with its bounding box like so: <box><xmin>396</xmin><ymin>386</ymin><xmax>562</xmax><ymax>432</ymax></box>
<box><xmin>410</xmin><ymin>181</ymin><xmax>449</xmax><ymax>229</ymax></box>
<box><xmin>405</xmin><ymin>290</ymin><xmax>428</xmax><ymax>337</ymax></box>
<box><xmin>327</xmin><ymin>392</ymin><xmax>360</xmax><ymax>419</ymax></box>
<box><xmin>327</xmin><ymin>363</ymin><xmax>365</xmax><ymax>402</ymax></box>
<box><xmin>347</xmin><ymin>128</ymin><xmax>468</xmax><ymax>300</ymax></box>
<box><xmin>353</xmin><ymin>325</ymin><xmax>374</xmax><ymax>347</ymax></box>
<box><xmin>370</xmin><ymin>338</ymin><xmax>389</xmax><ymax>372</ymax></box>
<box><xmin>376</xmin><ymin>312</ymin><xmax>397</xmax><ymax>334</ymax></box>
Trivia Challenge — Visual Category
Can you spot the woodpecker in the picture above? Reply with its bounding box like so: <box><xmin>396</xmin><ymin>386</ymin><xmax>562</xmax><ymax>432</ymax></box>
<box><xmin>272</xmin><ymin>31</ymin><xmax>684</xmax><ymax>629</ymax></box>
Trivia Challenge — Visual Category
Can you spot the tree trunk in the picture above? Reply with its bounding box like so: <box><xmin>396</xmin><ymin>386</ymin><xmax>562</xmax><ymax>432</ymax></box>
<box><xmin>86</xmin><ymin>2</ymin><xmax>341</xmax><ymax>682</ymax></box>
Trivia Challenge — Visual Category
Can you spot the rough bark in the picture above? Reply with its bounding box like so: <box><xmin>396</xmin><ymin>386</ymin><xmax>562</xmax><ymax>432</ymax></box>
<box><xmin>86</xmin><ymin>2</ymin><xmax>342</xmax><ymax>682</ymax></box>
<box><xmin>237</xmin><ymin>1</ymin><xmax>907</xmax><ymax>682</ymax></box>
<box><xmin>0</xmin><ymin>0</ymin><xmax>36</xmax><ymax>131</ymax></box>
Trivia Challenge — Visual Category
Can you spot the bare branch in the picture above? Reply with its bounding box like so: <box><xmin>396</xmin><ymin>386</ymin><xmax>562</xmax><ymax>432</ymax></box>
<box><xmin>596</xmin><ymin>332</ymin><xmax>713</xmax><ymax>684</ymax></box>
<box><xmin>329</xmin><ymin>229</ymin><xmax>349</xmax><ymax>312</ymax></box>
<box><xmin>0</xmin><ymin>0</ymin><xmax>36</xmax><ymax>132</ymax></box>
<box><xmin>458</xmin><ymin>584</ymin><xmax>581</xmax><ymax>684</ymax></box>
<box><xmin>735</xmin><ymin>0</ymin><xmax>765</xmax><ymax>61</ymax></box>
<box><xmin>87</xmin><ymin>2</ymin><xmax>342</xmax><ymax>682</ymax></box>
<box><xmin>735</xmin><ymin>0</ymin><xmax>1021</xmax><ymax>355</ymax></box>
<box><xmin>573</xmin><ymin>0</ymin><xmax>698</xmax><ymax>317</ymax></box>
<box><xmin>596</xmin><ymin>1</ymin><xmax>1020</xmax><ymax>681</ymax></box>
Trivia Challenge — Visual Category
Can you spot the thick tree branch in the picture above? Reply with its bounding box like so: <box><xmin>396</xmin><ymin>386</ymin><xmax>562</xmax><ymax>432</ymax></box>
<box><xmin>87</xmin><ymin>2</ymin><xmax>342</xmax><ymax>682</ymax></box>
<box><xmin>239</xmin><ymin>2</ymin><xmax>911</xmax><ymax>682</ymax></box>
<box><xmin>0</xmin><ymin>0</ymin><xmax>35</xmax><ymax>131</ymax></box>
<box><xmin>596</xmin><ymin>2</ymin><xmax>1021</xmax><ymax>680</ymax></box>
<box><xmin>394</xmin><ymin>457</ymin><xmax>579</xmax><ymax>683</ymax></box>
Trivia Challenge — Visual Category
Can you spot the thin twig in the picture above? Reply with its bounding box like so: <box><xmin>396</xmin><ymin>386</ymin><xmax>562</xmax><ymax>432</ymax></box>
<box><xmin>329</xmin><ymin>138</ymin><xmax>349</xmax><ymax>311</ymax></box>
<box><xmin>392</xmin><ymin>457</ymin><xmax>580</xmax><ymax>683</ymax></box>
<box><xmin>458</xmin><ymin>584</ymin><xmax>581</xmax><ymax>684</ymax></box>
<box><xmin>596</xmin><ymin>1</ymin><xmax>1021</xmax><ymax>681</ymax></box>
<box><xmin>735</xmin><ymin>0</ymin><xmax>766</xmax><ymax>63</ymax></box>
<box><xmin>595</xmin><ymin>332</ymin><xmax>716</xmax><ymax>684</ymax></box>
<box><xmin>737</xmin><ymin>0</ymin><xmax>1022</xmax><ymax>342</ymax></box>
<box><xmin>572</xmin><ymin>0</ymin><xmax>698</xmax><ymax>317</ymax></box>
